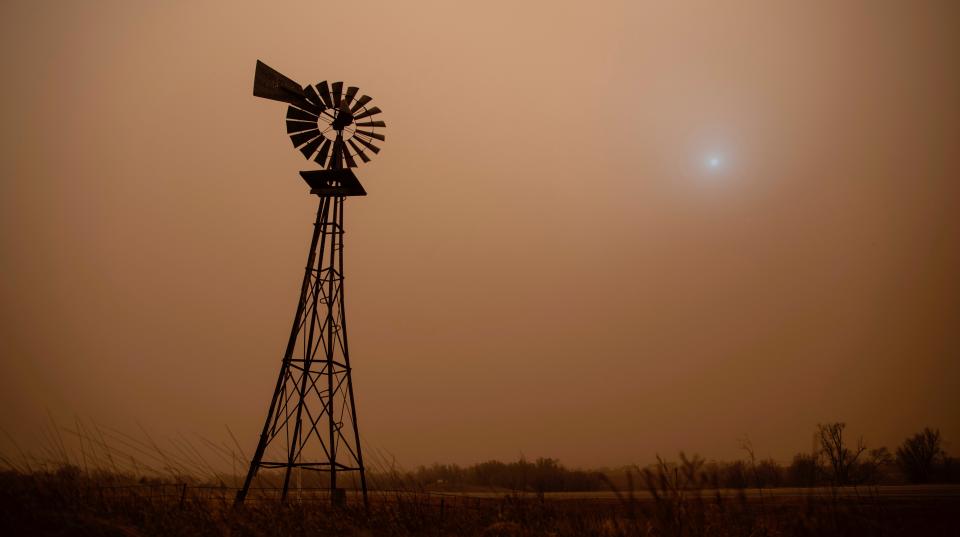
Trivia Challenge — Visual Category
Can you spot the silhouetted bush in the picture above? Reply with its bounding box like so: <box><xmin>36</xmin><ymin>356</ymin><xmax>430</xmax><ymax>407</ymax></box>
<box><xmin>787</xmin><ymin>453</ymin><xmax>820</xmax><ymax>487</ymax></box>
<box><xmin>896</xmin><ymin>427</ymin><xmax>945</xmax><ymax>483</ymax></box>
<box><xmin>754</xmin><ymin>457</ymin><xmax>784</xmax><ymax>488</ymax></box>
<box><xmin>720</xmin><ymin>459</ymin><xmax>749</xmax><ymax>489</ymax></box>
<box><xmin>412</xmin><ymin>457</ymin><xmax>606</xmax><ymax>492</ymax></box>
<box><xmin>857</xmin><ymin>447</ymin><xmax>894</xmax><ymax>484</ymax></box>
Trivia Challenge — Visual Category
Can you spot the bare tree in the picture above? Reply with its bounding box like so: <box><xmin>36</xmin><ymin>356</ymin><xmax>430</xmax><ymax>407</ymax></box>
<box><xmin>896</xmin><ymin>428</ymin><xmax>945</xmax><ymax>483</ymax></box>
<box><xmin>817</xmin><ymin>422</ymin><xmax>866</xmax><ymax>485</ymax></box>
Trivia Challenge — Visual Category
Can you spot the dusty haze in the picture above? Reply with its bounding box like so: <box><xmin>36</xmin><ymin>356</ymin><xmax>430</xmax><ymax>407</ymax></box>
<box><xmin>1</xmin><ymin>1</ymin><xmax>958</xmax><ymax>470</ymax></box>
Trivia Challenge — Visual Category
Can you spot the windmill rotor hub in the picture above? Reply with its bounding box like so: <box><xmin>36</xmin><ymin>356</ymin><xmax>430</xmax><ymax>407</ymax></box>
<box><xmin>319</xmin><ymin>111</ymin><xmax>356</xmax><ymax>142</ymax></box>
<box><xmin>331</xmin><ymin>108</ymin><xmax>354</xmax><ymax>131</ymax></box>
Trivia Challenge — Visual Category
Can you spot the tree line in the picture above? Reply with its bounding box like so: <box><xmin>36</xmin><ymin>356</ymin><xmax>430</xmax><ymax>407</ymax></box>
<box><xmin>405</xmin><ymin>425</ymin><xmax>957</xmax><ymax>492</ymax></box>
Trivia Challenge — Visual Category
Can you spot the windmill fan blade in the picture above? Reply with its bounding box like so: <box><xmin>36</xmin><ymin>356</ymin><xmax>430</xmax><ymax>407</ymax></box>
<box><xmin>350</xmin><ymin>95</ymin><xmax>372</xmax><ymax>113</ymax></box>
<box><xmin>298</xmin><ymin>135</ymin><xmax>324</xmax><ymax>158</ymax></box>
<box><xmin>353</xmin><ymin>107</ymin><xmax>381</xmax><ymax>120</ymax></box>
<box><xmin>343</xmin><ymin>145</ymin><xmax>358</xmax><ymax>168</ymax></box>
<box><xmin>286</xmin><ymin>120</ymin><xmax>317</xmax><ymax>134</ymax></box>
<box><xmin>303</xmin><ymin>86</ymin><xmax>324</xmax><ymax>109</ymax></box>
<box><xmin>331</xmin><ymin>82</ymin><xmax>343</xmax><ymax>108</ymax></box>
<box><xmin>252</xmin><ymin>60</ymin><xmax>305</xmax><ymax>106</ymax></box>
<box><xmin>347</xmin><ymin>139</ymin><xmax>370</xmax><ymax>162</ymax></box>
<box><xmin>290</xmin><ymin>129</ymin><xmax>321</xmax><ymax>147</ymax></box>
<box><xmin>353</xmin><ymin>136</ymin><xmax>380</xmax><ymax>154</ymax></box>
<box><xmin>355</xmin><ymin>129</ymin><xmax>385</xmax><ymax>141</ymax></box>
<box><xmin>315</xmin><ymin>138</ymin><xmax>332</xmax><ymax>167</ymax></box>
<box><xmin>316</xmin><ymin>81</ymin><xmax>334</xmax><ymax>108</ymax></box>
<box><xmin>293</xmin><ymin>100</ymin><xmax>321</xmax><ymax>115</ymax></box>
<box><xmin>286</xmin><ymin>95</ymin><xmax>320</xmax><ymax>115</ymax></box>
<box><xmin>343</xmin><ymin>86</ymin><xmax>359</xmax><ymax>107</ymax></box>
<box><xmin>286</xmin><ymin>107</ymin><xmax>318</xmax><ymax>122</ymax></box>
<box><xmin>356</xmin><ymin>120</ymin><xmax>386</xmax><ymax>128</ymax></box>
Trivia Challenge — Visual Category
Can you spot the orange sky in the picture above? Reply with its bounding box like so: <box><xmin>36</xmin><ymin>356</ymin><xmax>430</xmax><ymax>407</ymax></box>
<box><xmin>1</xmin><ymin>1</ymin><xmax>958</xmax><ymax>470</ymax></box>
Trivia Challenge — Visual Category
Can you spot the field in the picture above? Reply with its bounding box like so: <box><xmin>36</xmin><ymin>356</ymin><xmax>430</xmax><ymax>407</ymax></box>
<box><xmin>2</xmin><ymin>423</ymin><xmax>957</xmax><ymax>536</ymax></box>
<box><xmin>2</xmin><ymin>469</ymin><xmax>958</xmax><ymax>537</ymax></box>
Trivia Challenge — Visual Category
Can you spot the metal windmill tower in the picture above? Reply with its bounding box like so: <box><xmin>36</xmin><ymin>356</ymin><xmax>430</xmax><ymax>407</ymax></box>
<box><xmin>235</xmin><ymin>60</ymin><xmax>386</xmax><ymax>506</ymax></box>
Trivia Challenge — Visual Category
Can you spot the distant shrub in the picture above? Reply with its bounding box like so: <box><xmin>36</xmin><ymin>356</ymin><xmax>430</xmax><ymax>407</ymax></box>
<box><xmin>896</xmin><ymin>428</ymin><xmax>946</xmax><ymax>483</ymax></box>
<box><xmin>857</xmin><ymin>447</ymin><xmax>894</xmax><ymax>484</ymax></box>
<box><xmin>412</xmin><ymin>457</ymin><xmax>606</xmax><ymax>492</ymax></box>
<box><xmin>754</xmin><ymin>458</ymin><xmax>784</xmax><ymax>488</ymax></box>
<box><xmin>787</xmin><ymin>453</ymin><xmax>820</xmax><ymax>487</ymax></box>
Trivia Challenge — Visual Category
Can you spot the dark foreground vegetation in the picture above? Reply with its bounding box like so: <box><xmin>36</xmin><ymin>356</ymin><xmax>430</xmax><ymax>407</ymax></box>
<box><xmin>1</xmin><ymin>423</ymin><xmax>957</xmax><ymax>536</ymax></box>
<box><xmin>2</xmin><ymin>464</ymin><xmax>959</xmax><ymax>537</ymax></box>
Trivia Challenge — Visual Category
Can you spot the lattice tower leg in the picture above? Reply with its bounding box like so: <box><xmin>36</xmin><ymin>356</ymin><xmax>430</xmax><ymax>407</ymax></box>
<box><xmin>235</xmin><ymin>195</ymin><xmax>367</xmax><ymax>507</ymax></box>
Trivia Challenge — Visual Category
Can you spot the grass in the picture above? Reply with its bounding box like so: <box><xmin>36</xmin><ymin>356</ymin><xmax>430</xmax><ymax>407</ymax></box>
<box><xmin>3</xmin><ymin>464</ymin><xmax>959</xmax><ymax>536</ymax></box>
<box><xmin>1</xmin><ymin>423</ymin><xmax>957</xmax><ymax>536</ymax></box>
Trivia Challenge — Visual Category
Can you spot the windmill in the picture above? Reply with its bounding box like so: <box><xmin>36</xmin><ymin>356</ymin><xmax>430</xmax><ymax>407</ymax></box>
<box><xmin>235</xmin><ymin>60</ymin><xmax>385</xmax><ymax>506</ymax></box>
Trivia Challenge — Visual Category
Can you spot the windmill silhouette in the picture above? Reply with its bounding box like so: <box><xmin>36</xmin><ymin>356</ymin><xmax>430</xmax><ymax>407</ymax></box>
<box><xmin>235</xmin><ymin>60</ymin><xmax>385</xmax><ymax>506</ymax></box>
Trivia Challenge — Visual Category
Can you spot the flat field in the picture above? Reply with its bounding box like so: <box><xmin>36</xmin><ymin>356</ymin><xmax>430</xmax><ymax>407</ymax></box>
<box><xmin>2</xmin><ymin>470</ymin><xmax>958</xmax><ymax>537</ymax></box>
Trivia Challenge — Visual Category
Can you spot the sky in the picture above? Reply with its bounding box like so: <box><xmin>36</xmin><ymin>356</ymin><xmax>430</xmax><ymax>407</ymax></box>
<box><xmin>1</xmin><ymin>0</ymin><xmax>958</xmax><ymax>471</ymax></box>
